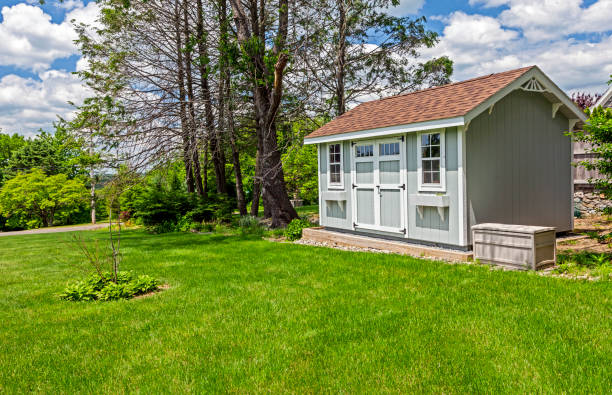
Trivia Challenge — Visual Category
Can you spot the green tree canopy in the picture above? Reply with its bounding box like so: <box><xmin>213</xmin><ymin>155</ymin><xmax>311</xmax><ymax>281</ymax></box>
<box><xmin>0</xmin><ymin>133</ymin><xmax>26</xmax><ymax>186</ymax></box>
<box><xmin>0</xmin><ymin>169</ymin><xmax>88</xmax><ymax>228</ymax></box>
<box><xmin>6</xmin><ymin>129</ymin><xmax>84</xmax><ymax>180</ymax></box>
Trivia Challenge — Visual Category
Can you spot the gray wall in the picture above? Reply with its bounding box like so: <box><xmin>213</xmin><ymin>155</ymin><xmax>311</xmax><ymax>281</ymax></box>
<box><xmin>318</xmin><ymin>141</ymin><xmax>353</xmax><ymax>229</ymax></box>
<box><xmin>466</xmin><ymin>89</ymin><xmax>572</xmax><ymax>239</ymax></box>
<box><xmin>405</xmin><ymin>128</ymin><xmax>462</xmax><ymax>246</ymax></box>
<box><xmin>318</xmin><ymin>128</ymin><xmax>464</xmax><ymax>247</ymax></box>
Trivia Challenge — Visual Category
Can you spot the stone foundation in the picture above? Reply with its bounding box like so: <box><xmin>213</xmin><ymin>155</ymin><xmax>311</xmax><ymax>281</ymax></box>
<box><xmin>573</xmin><ymin>191</ymin><xmax>612</xmax><ymax>216</ymax></box>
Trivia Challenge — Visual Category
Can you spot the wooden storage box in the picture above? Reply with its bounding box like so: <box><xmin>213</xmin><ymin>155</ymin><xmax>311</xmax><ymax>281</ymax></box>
<box><xmin>472</xmin><ymin>223</ymin><xmax>556</xmax><ymax>270</ymax></box>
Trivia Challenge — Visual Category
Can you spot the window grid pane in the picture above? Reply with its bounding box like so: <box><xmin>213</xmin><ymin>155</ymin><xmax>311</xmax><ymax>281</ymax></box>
<box><xmin>379</xmin><ymin>142</ymin><xmax>400</xmax><ymax>156</ymax></box>
<box><xmin>356</xmin><ymin>144</ymin><xmax>373</xmax><ymax>158</ymax></box>
<box><xmin>329</xmin><ymin>144</ymin><xmax>342</xmax><ymax>185</ymax></box>
<box><xmin>421</xmin><ymin>133</ymin><xmax>441</xmax><ymax>185</ymax></box>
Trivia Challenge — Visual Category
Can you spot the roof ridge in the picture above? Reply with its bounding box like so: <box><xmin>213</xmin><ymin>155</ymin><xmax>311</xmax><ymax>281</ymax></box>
<box><xmin>374</xmin><ymin>65</ymin><xmax>535</xmax><ymax>103</ymax></box>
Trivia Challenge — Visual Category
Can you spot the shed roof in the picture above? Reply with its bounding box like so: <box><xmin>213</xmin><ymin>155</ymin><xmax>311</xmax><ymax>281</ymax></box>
<box><xmin>305</xmin><ymin>65</ymin><xmax>584</xmax><ymax>143</ymax></box>
<box><xmin>594</xmin><ymin>84</ymin><xmax>612</xmax><ymax>109</ymax></box>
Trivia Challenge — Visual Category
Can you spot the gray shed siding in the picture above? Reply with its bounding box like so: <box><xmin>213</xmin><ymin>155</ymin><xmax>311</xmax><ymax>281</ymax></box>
<box><xmin>318</xmin><ymin>141</ymin><xmax>353</xmax><ymax>229</ymax></box>
<box><xmin>406</xmin><ymin>128</ymin><xmax>462</xmax><ymax>246</ymax></box>
<box><xmin>318</xmin><ymin>127</ymin><xmax>464</xmax><ymax>247</ymax></box>
<box><xmin>466</xmin><ymin>89</ymin><xmax>572</xmax><ymax>242</ymax></box>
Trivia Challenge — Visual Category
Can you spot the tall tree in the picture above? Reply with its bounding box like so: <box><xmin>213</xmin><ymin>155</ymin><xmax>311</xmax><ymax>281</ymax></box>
<box><xmin>228</xmin><ymin>0</ymin><xmax>299</xmax><ymax>226</ymax></box>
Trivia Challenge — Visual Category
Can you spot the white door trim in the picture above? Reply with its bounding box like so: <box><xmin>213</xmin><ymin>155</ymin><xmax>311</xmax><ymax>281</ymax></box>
<box><xmin>351</xmin><ymin>136</ymin><xmax>406</xmax><ymax>235</ymax></box>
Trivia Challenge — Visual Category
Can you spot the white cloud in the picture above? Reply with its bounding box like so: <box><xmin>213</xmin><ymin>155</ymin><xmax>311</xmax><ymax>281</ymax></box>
<box><xmin>469</xmin><ymin>0</ymin><xmax>612</xmax><ymax>41</ymax></box>
<box><xmin>0</xmin><ymin>69</ymin><xmax>91</xmax><ymax>135</ymax></box>
<box><xmin>424</xmin><ymin>4</ymin><xmax>612</xmax><ymax>95</ymax></box>
<box><xmin>56</xmin><ymin>0</ymin><xmax>85</xmax><ymax>11</ymax></box>
<box><xmin>386</xmin><ymin>0</ymin><xmax>425</xmax><ymax>15</ymax></box>
<box><xmin>0</xmin><ymin>2</ymin><xmax>99</xmax><ymax>72</ymax></box>
<box><xmin>0</xmin><ymin>2</ymin><xmax>100</xmax><ymax>135</ymax></box>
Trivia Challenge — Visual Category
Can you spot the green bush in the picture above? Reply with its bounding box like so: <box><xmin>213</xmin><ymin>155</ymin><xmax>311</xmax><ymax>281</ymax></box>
<box><xmin>238</xmin><ymin>215</ymin><xmax>264</xmax><ymax>236</ymax></box>
<box><xmin>60</xmin><ymin>271</ymin><xmax>160</xmax><ymax>301</ymax></box>
<box><xmin>284</xmin><ymin>218</ymin><xmax>312</xmax><ymax>241</ymax></box>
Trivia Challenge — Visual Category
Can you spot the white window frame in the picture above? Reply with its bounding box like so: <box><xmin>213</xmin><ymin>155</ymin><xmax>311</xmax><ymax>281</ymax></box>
<box><xmin>327</xmin><ymin>142</ymin><xmax>344</xmax><ymax>190</ymax></box>
<box><xmin>417</xmin><ymin>128</ymin><xmax>446</xmax><ymax>192</ymax></box>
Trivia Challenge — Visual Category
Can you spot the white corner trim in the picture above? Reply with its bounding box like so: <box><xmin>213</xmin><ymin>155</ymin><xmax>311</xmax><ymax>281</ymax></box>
<box><xmin>303</xmin><ymin>116</ymin><xmax>464</xmax><ymax>145</ymax></box>
<box><xmin>457</xmin><ymin>125</ymin><xmax>468</xmax><ymax>247</ymax></box>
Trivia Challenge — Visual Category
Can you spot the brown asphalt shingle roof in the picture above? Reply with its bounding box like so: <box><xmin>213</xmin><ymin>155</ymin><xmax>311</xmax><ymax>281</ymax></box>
<box><xmin>305</xmin><ymin>66</ymin><xmax>535</xmax><ymax>140</ymax></box>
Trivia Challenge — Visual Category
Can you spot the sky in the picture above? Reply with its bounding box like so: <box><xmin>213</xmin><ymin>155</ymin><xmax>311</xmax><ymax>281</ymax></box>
<box><xmin>0</xmin><ymin>0</ymin><xmax>611</xmax><ymax>136</ymax></box>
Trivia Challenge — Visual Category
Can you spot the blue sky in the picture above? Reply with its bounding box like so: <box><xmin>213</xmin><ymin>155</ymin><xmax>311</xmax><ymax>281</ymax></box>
<box><xmin>0</xmin><ymin>0</ymin><xmax>611</xmax><ymax>135</ymax></box>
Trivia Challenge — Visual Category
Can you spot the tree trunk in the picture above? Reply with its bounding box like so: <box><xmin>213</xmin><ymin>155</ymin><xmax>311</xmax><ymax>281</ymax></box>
<box><xmin>195</xmin><ymin>0</ymin><xmax>218</xmax><ymax>198</ymax></box>
<box><xmin>335</xmin><ymin>0</ymin><xmax>347</xmax><ymax>116</ymax></box>
<box><xmin>250</xmin><ymin>147</ymin><xmax>262</xmax><ymax>217</ymax></box>
<box><xmin>89</xmin><ymin>140</ymin><xmax>96</xmax><ymax>224</ymax></box>
<box><xmin>90</xmin><ymin>166</ymin><xmax>96</xmax><ymax>224</ymax></box>
<box><xmin>202</xmin><ymin>140</ymin><xmax>209</xmax><ymax>197</ymax></box>
<box><xmin>182</xmin><ymin>0</ymin><xmax>204</xmax><ymax>196</ymax></box>
<box><xmin>174</xmin><ymin>0</ymin><xmax>194</xmax><ymax>193</ymax></box>
<box><xmin>228</xmin><ymin>0</ymin><xmax>298</xmax><ymax>227</ymax></box>
<box><xmin>226</xmin><ymin>83</ymin><xmax>247</xmax><ymax>216</ymax></box>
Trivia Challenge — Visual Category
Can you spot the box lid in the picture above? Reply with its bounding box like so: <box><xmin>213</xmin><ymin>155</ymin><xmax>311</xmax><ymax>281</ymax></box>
<box><xmin>471</xmin><ymin>223</ymin><xmax>556</xmax><ymax>234</ymax></box>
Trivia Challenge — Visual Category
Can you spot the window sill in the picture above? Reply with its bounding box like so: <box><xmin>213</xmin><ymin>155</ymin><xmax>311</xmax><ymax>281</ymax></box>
<box><xmin>327</xmin><ymin>185</ymin><xmax>345</xmax><ymax>191</ymax></box>
<box><xmin>417</xmin><ymin>186</ymin><xmax>446</xmax><ymax>193</ymax></box>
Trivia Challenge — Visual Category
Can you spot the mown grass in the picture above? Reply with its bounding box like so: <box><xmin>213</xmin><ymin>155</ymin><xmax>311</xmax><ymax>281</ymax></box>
<box><xmin>0</xmin><ymin>229</ymin><xmax>611</xmax><ymax>393</ymax></box>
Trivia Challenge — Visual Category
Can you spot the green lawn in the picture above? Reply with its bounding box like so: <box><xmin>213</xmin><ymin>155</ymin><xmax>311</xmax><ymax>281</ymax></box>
<box><xmin>0</xmin><ymin>230</ymin><xmax>610</xmax><ymax>393</ymax></box>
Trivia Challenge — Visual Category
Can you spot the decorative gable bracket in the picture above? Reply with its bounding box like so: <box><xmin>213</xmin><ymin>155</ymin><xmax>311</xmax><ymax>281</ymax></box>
<box><xmin>520</xmin><ymin>77</ymin><xmax>548</xmax><ymax>93</ymax></box>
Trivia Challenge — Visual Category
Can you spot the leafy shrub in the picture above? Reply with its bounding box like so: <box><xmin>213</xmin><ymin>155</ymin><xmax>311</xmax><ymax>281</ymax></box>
<box><xmin>583</xmin><ymin>230</ymin><xmax>612</xmax><ymax>244</ymax></box>
<box><xmin>238</xmin><ymin>215</ymin><xmax>264</xmax><ymax>236</ymax></box>
<box><xmin>284</xmin><ymin>218</ymin><xmax>312</xmax><ymax>241</ymax></box>
<box><xmin>60</xmin><ymin>271</ymin><xmax>160</xmax><ymax>301</ymax></box>
<box><xmin>554</xmin><ymin>251</ymin><xmax>612</xmax><ymax>280</ymax></box>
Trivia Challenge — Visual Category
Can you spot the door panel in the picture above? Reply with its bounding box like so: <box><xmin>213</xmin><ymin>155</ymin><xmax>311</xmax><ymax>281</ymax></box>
<box><xmin>356</xmin><ymin>189</ymin><xmax>375</xmax><ymax>225</ymax></box>
<box><xmin>356</xmin><ymin>162</ymin><xmax>374</xmax><ymax>184</ymax></box>
<box><xmin>380</xmin><ymin>189</ymin><xmax>401</xmax><ymax>228</ymax></box>
<box><xmin>379</xmin><ymin>160</ymin><xmax>400</xmax><ymax>184</ymax></box>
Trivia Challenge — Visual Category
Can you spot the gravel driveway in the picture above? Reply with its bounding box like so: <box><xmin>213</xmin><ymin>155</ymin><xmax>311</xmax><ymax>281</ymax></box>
<box><xmin>0</xmin><ymin>223</ymin><xmax>111</xmax><ymax>237</ymax></box>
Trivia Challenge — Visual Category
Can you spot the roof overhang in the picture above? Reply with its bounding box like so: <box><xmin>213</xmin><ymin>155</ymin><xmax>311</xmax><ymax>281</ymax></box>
<box><xmin>303</xmin><ymin>116</ymin><xmax>465</xmax><ymax>145</ymax></box>
<box><xmin>304</xmin><ymin>66</ymin><xmax>587</xmax><ymax>145</ymax></box>
<box><xmin>464</xmin><ymin>66</ymin><xmax>587</xmax><ymax>126</ymax></box>
<box><xmin>593</xmin><ymin>85</ymin><xmax>612</xmax><ymax>108</ymax></box>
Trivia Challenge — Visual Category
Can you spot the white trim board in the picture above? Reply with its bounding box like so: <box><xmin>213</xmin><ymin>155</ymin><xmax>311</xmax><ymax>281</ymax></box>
<box><xmin>593</xmin><ymin>85</ymin><xmax>612</xmax><ymax>108</ymax></box>
<box><xmin>304</xmin><ymin>117</ymin><xmax>465</xmax><ymax>145</ymax></box>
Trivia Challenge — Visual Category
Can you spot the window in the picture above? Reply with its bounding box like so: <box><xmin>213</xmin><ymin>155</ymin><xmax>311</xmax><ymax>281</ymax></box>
<box><xmin>418</xmin><ymin>130</ymin><xmax>445</xmax><ymax>191</ymax></box>
<box><xmin>356</xmin><ymin>144</ymin><xmax>373</xmax><ymax>157</ymax></box>
<box><xmin>379</xmin><ymin>142</ymin><xmax>400</xmax><ymax>156</ymax></box>
<box><xmin>328</xmin><ymin>143</ymin><xmax>343</xmax><ymax>188</ymax></box>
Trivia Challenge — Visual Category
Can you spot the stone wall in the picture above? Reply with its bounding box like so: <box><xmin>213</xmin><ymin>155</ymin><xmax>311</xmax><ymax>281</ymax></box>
<box><xmin>574</xmin><ymin>191</ymin><xmax>612</xmax><ymax>216</ymax></box>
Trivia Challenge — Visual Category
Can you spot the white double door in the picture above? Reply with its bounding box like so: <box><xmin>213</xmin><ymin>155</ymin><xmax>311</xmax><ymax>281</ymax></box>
<box><xmin>351</xmin><ymin>137</ymin><xmax>406</xmax><ymax>235</ymax></box>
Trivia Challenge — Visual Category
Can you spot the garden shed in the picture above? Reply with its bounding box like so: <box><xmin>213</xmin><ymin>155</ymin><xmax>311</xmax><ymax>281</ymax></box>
<box><xmin>304</xmin><ymin>66</ymin><xmax>587</xmax><ymax>250</ymax></box>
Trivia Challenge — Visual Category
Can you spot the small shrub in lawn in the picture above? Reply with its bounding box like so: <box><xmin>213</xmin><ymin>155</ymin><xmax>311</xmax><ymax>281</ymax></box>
<box><xmin>60</xmin><ymin>271</ymin><xmax>160</xmax><ymax>301</ymax></box>
<box><xmin>284</xmin><ymin>218</ymin><xmax>312</xmax><ymax>241</ymax></box>
<box><xmin>554</xmin><ymin>251</ymin><xmax>612</xmax><ymax>279</ymax></box>
<box><xmin>238</xmin><ymin>215</ymin><xmax>264</xmax><ymax>236</ymax></box>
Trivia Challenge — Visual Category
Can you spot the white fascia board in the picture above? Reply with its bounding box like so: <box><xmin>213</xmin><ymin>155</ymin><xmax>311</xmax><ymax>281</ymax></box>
<box><xmin>303</xmin><ymin>116</ymin><xmax>465</xmax><ymax>145</ymax></box>
<box><xmin>593</xmin><ymin>85</ymin><xmax>612</xmax><ymax>108</ymax></box>
<box><xmin>465</xmin><ymin>67</ymin><xmax>588</xmax><ymax>124</ymax></box>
